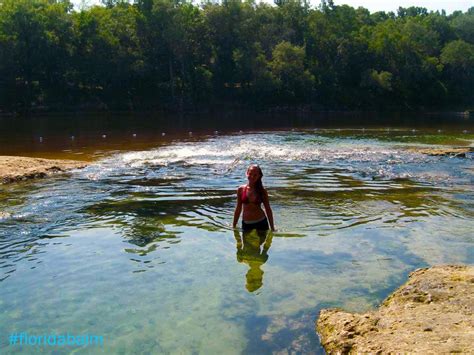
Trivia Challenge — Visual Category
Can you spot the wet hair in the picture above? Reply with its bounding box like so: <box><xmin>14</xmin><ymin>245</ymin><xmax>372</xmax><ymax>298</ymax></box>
<box><xmin>247</xmin><ymin>165</ymin><xmax>264</xmax><ymax>202</ymax></box>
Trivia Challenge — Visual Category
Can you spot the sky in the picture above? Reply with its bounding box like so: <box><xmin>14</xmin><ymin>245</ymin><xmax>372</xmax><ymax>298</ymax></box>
<box><xmin>333</xmin><ymin>0</ymin><xmax>471</xmax><ymax>14</ymax></box>
<box><xmin>73</xmin><ymin>0</ymin><xmax>472</xmax><ymax>14</ymax></box>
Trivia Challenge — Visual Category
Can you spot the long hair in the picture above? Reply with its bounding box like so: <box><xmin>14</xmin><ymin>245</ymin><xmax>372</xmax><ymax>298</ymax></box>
<box><xmin>248</xmin><ymin>165</ymin><xmax>264</xmax><ymax>202</ymax></box>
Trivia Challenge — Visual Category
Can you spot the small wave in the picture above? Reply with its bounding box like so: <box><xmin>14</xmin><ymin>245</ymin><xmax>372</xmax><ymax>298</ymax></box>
<box><xmin>79</xmin><ymin>134</ymin><xmax>435</xmax><ymax>180</ymax></box>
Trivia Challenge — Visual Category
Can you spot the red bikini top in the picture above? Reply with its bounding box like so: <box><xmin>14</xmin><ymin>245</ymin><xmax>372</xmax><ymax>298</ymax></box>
<box><xmin>241</xmin><ymin>185</ymin><xmax>262</xmax><ymax>204</ymax></box>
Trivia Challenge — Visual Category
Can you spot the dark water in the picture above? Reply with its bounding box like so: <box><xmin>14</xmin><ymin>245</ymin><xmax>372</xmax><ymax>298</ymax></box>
<box><xmin>0</xmin><ymin>114</ymin><xmax>473</xmax><ymax>354</ymax></box>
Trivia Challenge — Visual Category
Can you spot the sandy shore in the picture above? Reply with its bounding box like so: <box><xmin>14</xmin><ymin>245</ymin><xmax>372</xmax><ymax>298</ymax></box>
<box><xmin>316</xmin><ymin>265</ymin><xmax>474</xmax><ymax>353</ymax></box>
<box><xmin>0</xmin><ymin>156</ymin><xmax>88</xmax><ymax>184</ymax></box>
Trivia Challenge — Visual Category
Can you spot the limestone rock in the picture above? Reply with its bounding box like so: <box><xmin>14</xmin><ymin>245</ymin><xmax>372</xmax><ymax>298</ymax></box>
<box><xmin>410</xmin><ymin>147</ymin><xmax>473</xmax><ymax>158</ymax></box>
<box><xmin>316</xmin><ymin>265</ymin><xmax>474</xmax><ymax>354</ymax></box>
<box><xmin>0</xmin><ymin>156</ymin><xmax>87</xmax><ymax>184</ymax></box>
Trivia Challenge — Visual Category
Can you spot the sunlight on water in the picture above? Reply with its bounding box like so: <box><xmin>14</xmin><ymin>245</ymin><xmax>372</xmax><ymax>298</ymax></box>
<box><xmin>0</xmin><ymin>128</ymin><xmax>473</xmax><ymax>354</ymax></box>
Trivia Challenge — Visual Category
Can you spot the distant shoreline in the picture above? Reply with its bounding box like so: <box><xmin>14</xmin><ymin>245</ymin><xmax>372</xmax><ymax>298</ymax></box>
<box><xmin>1</xmin><ymin>107</ymin><xmax>472</xmax><ymax>120</ymax></box>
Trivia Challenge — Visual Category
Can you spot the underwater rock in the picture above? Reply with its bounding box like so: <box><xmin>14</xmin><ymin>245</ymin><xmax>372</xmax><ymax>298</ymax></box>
<box><xmin>0</xmin><ymin>211</ymin><xmax>11</xmax><ymax>219</ymax></box>
<box><xmin>0</xmin><ymin>156</ymin><xmax>87</xmax><ymax>184</ymax></box>
<box><xmin>316</xmin><ymin>265</ymin><xmax>474</xmax><ymax>354</ymax></box>
<box><xmin>410</xmin><ymin>147</ymin><xmax>473</xmax><ymax>158</ymax></box>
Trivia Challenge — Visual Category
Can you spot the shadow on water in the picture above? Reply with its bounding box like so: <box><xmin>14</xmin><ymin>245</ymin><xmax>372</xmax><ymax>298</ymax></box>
<box><xmin>242</xmin><ymin>310</ymin><xmax>324</xmax><ymax>355</ymax></box>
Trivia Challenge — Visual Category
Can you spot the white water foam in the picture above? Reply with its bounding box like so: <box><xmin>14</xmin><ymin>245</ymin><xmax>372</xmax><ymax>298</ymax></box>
<box><xmin>78</xmin><ymin>133</ymin><xmax>449</xmax><ymax>183</ymax></box>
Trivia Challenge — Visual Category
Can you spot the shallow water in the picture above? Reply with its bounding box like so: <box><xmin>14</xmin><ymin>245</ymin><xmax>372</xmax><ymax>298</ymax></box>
<box><xmin>1</xmin><ymin>122</ymin><xmax>473</xmax><ymax>353</ymax></box>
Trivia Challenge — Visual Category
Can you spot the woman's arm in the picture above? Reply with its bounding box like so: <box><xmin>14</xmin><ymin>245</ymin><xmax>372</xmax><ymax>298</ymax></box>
<box><xmin>262</xmin><ymin>189</ymin><xmax>275</xmax><ymax>231</ymax></box>
<box><xmin>233</xmin><ymin>187</ymin><xmax>243</xmax><ymax>228</ymax></box>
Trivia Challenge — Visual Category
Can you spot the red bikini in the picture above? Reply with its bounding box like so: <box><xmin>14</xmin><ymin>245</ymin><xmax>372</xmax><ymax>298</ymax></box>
<box><xmin>241</xmin><ymin>185</ymin><xmax>261</xmax><ymax>204</ymax></box>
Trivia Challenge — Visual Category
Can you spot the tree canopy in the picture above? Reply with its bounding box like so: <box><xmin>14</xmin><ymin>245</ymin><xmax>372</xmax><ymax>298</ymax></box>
<box><xmin>0</xmin><ymin>0</ymin><xmax>472</xmax><ymax>113</ymax></box>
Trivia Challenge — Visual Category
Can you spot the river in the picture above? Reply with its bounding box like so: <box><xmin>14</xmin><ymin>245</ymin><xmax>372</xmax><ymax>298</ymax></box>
<box><xmin>0</xmin><ymin>113</ymin><xmax>473</xmax><ymax>353</ymax></box>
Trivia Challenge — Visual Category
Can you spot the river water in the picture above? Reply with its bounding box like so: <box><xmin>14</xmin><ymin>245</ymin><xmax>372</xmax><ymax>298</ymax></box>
<box><xmin>0</xmin><ymin>114</ymin><xmax>473</xmax><ymax>353</ymax></box>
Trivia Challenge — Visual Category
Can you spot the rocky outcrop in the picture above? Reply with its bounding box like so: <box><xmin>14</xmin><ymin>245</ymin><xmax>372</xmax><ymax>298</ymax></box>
<box><xmin>411</xmin><ymin>147</ymin><xmax>474</xmax><ymax>158</ymax></box>
<box><xmin>0</xmin><ymin>156</ymin><xmax>87</xmax><ymax>183</ymax></box>
<box><xmin>316</xmin><ymin>265</ymin><xmax>474</xmax><ymax>354</ymax></box>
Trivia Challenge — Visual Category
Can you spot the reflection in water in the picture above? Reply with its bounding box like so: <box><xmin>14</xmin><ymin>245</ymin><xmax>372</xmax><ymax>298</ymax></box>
<box><xmin>234</xmin><ymin>230</ymin><xmax>273</xmax><ymax>292</ymax></box>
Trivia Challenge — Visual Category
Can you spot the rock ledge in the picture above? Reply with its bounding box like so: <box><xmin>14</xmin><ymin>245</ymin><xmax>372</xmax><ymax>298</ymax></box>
<box><xmin>410</xmin><ymin>146</ymin><xmax>474</xmax><ymax>157</ymax></box>
<box><xmin>316</xmin><ymin>265</ymin><xmax>474</xmax><ymax>354</ymax></box>
<box><xmin>0</xmin><ymin>155</ymin><xmax>87</xmax><ymax>184</ymax></box>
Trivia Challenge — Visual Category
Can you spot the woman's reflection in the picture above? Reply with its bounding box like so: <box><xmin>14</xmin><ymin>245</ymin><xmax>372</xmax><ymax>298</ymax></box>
<box><xmin>233</xmin><ymin>229</ymin><xmax>273</xmax><ymax>292</ymax></box>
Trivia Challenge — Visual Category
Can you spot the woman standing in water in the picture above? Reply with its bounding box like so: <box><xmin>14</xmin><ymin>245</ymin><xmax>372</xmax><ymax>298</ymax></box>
<box><xmin>233</xmin><ymin>165</ymin><xmax>275</xmax><ymax>231</ymax></box>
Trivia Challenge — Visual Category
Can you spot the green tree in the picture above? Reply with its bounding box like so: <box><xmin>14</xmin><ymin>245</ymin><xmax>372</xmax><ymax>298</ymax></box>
<box><xmin>0</xmin><ymin>0</ymin><xmax>472</xmax><ymax>113</ymax></box>
<box><xmin>269</xmin><ymin>41</ymin><xmax>314</xmax><ymax>103</ymax></box>
<box><xmin>71</xmin><ymin>2</ymin><xmax>143</xmax><ymax>109</ymax></box>
<box><xmin>440</xmin><ymin>40</ymin><xmax>474</xmax><ymax>104</ymax></box>
<box><xmin>0</xmin><ymin>0</ymin><xmax>73</xmax><ymax>111</ymax></box>
<box><xmin>450</xmin><ymin>11</ymin><xmax>474</xmax><ymax>44</ymax></box>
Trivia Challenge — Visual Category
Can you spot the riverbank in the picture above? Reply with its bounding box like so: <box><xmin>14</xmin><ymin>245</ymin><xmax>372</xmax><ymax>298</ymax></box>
<box><xmin>0</xmin><ymin>156</ymin><xmax>88</xmax><ymax>184</ymax></box>
<box><xmin>1</xmin><ymin>106</ymin><xmax>473</xmax><ymax>119</ymax></box>
<box><xmin>316</xmin><ymin>265</ymin><xmax>474</xmax><ymax>353</ymax></box>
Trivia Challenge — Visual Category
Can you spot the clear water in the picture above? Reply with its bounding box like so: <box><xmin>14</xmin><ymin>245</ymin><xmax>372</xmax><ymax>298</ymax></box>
<box><xmin>1</xmin><ymin>128</ymin><xmax>473</xmax><ymax>354</ymax></box>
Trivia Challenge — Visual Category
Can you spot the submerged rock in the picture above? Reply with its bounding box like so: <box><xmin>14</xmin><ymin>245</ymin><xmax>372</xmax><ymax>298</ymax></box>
<box><xmin>0</xmin><ymin>156</ymin><xmax>87</xmax><ymax>184</ymax></box>
<box><xmin>316</xmin><ymin>265</ymin><xmax>474</xmax><ymax>354</ymax></box>
<box><xmin>0</xmin><ymin>211</ymin><xmax>11</xmax><ymax>219</ymax></box>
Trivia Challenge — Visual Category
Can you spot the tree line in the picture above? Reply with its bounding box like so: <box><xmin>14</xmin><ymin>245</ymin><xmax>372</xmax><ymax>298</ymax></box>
<box><xmin>0</xmin><ymin>0</ymin><xmax>473</xmax><ymax>114</ymax></box>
